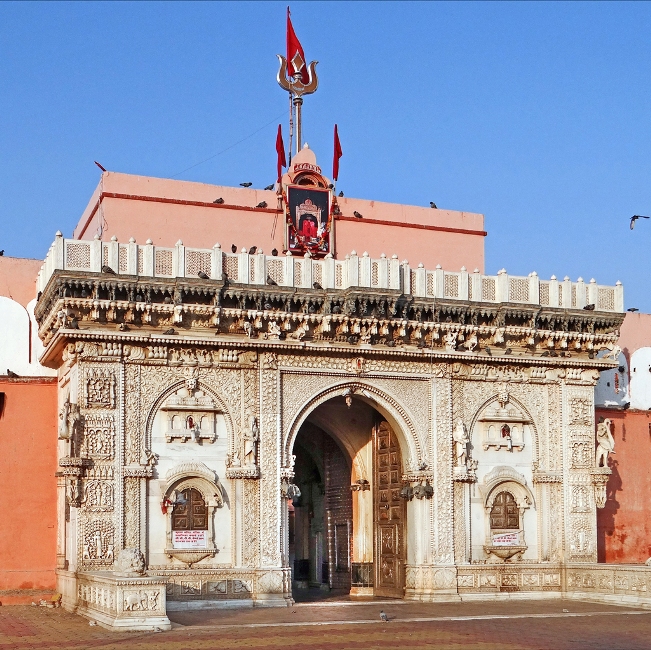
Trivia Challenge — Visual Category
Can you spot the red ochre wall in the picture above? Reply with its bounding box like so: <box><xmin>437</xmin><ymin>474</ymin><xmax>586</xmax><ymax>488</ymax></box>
<box><xmin>0</xmin><ymin>377</ymin><xmax>57</xmax><ymax>604</ymax></box>
<box><xmin>597</xmin><ymin>408</ymin><xmax>651</xmax><ymax>564</ymax></box>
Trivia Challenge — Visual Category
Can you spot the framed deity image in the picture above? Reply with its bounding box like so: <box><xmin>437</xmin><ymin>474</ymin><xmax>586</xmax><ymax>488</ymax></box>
<box><xmin>286</xmin><ymin>185</ymin><xmax>332</xmax><ymax>256</ymax></box>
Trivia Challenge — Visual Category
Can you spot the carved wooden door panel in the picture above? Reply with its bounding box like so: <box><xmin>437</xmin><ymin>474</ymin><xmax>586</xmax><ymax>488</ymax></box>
<box><xmin>373</xmin><ymin>420</ymin><xmax>406</xmax><ymax>598</ymax></box>
<box><xmin>172</xmin><ymin>488</ymin><xmax>208</xmax><ymax>530</ymax></box>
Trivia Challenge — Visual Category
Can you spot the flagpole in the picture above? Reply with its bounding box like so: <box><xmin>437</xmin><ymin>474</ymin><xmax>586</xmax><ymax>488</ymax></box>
<box><xmin>294</xmin><ymin>92</ymin><xmax>303</xmax><ymax>154</ymax></box>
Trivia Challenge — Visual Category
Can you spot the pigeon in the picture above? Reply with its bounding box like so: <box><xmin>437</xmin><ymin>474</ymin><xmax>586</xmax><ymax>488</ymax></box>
<box><xmin>94</xmin><ymin>161</ymin><xmax>107</xmax><ymax>172</ymax></box>
<box><xmin>627</xmin><ymin>307</ymin><xmax>639</xmax><ymax>312</ymax></box>
<box><xmin>163</xmin><ymin>296</ymin><xmax>173</xmax><ymax>304</ymax></box>
<box><xmin>198</xmin><ymin>271</ymin><xmax>210</xmax><ymax>280</ymax></box>
<box><xmin>485</xmin><ymin>347</ymin><xmax>492</xmax><ymax>356</ymax></box>
<box><xmin>583</xmin><ymin>303</ymin><xmax>595</xmax><ymax>311</ymax></box>
<box><xmin>313</xmin><ymin>281</ymin><xmax>323</xmax><ymax>290</ymax></box>
<box><xmin>338</xmin><ymin>191</ymin><xmax>344</xmax><ymax>197</ymax></box>
<box><xmin>135</xmin><ymin>294</ymin><xmax>144</xmax><ymax>302</ymax></box>
<box><xmin>271</xmin><ymin>248</ymin><xmax>278</xmax><ymax>256</ymax></box>
<box><xmin>266</xmin><ymin>276</ymin><xmax>278</xmax><ymax>286</ymax></box>
<box><xmin>101</xmin><ymin>265</ymin><xmax>116</xmax><ymax>275</ymax></box>
<box><xmin>347</xmin><ymin>335</ymin><xmax>358</xmax><ymax>345</ymax></box>
<box><xmin>257</xmin><ymin>201</ymin><xmax>268</xmax><ymax>208</ymax></box>
<box><xmin>6</xmin><ymin>369</ymin><xmax>18</xmax><ymax>378</ymax></box>
<box><xmin>0</xmin><ymin>250</ymin><xmax>4</xmax><ymax>256</ymax></box>
<box><xmin>380</xmin><ymin>610</ymin><xmax>388</xmax><ymax>622</ymax></box>
<box><xmin>332</xmin><ymin>306</ymin><xmax>341</xmax><ymax>314</ymax></box>
<box><xmin>264</xmin><ymin>184</ymin><xmax>274</xmax><ymax>191</ymax></box>
<box><xmin>264</xmin><ymin>302</ymin><xmax>273</xmax><ymax>310</ymax></box>
<box><xmin>430</xmin><ymin>201</ymin><xmax>437</xmax><ymax>209</ymax></box>
<box><xmin>249</xmin><ymin>246</ymin><xmax>257</xmax><ymax>255</ymax></box>
<box><xmin>240</xmin><ymin>182</ymin><xmax>253</xmax><ymax>187</ymax></box>
<box><xmin>163</xmin><ymin>328</ymin><xmax>176</xmax><ymax>335</ymax></box>
<box><xmin>37</xmin><ymin>291</ymin><xmax>42</xmax><ymax>301</ymax></box>
<box><xmin>504</xmin><ymin>347</ymin><xmax>512</xmax><ymax>355</ymax></box>
<box><xmin>118</xmin><ymin>322</ymin><xmax>129</xmax><ymax>331</ymax></box>
<box><xmin>630</xmin><ymin>215</ymin><xmax>650</xmax><ymax>230</ymax></box>
<box><xmin>386</xmin><ymin>339</ymin><xmax>396</xmax><ymax>347</ymax></box>
<box><xmin>353</xmin><ymin>211</ymin><xmax>363</xmax><ymax>219</ymax></box>
<box><xmin>541</xmin><ymin>351</ymin><xmax>550</xmax><ymax>357</ymax></box>
<box><xmin>623</xmin><ymin>402</ymin><xmax>630</xmax><ymax>410</ymax></box>
<box><xmin>213</xmin><ymin>198</ymin><xmax>224</xmax><ymax>204</ymax></box>
<box><xmin>231</xmin><ymin>244</ymin><xmax>237</xmax><ymax>253</ymax></box>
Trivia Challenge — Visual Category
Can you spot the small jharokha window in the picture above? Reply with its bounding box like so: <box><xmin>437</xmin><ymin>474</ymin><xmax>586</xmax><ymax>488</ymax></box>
<box><xmin>171</xmin><ymin>488</ymin><xmax>208</xmax><ymax>531</ymax></box>
<box><xmin>490</xmin><ymin>491</ymin><xmax>519</xmax><ymax>530</ymax></box>
<box><xmin>501</xmin><ymin>424</ymin><xmax>511</xmax><ymax>438</ymax></box>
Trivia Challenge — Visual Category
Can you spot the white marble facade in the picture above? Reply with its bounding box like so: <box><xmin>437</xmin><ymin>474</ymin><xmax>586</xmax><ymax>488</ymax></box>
<box><xmin>33</xmin><ymin>243</ymin><xmax>651</xmax><ymax>629</ymax></box>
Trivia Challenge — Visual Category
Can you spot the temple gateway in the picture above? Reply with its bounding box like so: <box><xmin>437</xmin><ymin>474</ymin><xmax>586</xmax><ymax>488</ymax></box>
<box><xmin>32</xmin><ymin>148</ymin><xmax>639</xmax><ymax>630</ymax></box>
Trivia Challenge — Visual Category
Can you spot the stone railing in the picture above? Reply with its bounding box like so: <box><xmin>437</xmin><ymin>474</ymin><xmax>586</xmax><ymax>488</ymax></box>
<box><xmin>37</xmin><ymin>233</ymin><xmax>624</xmax><ymax>312</ymax></box>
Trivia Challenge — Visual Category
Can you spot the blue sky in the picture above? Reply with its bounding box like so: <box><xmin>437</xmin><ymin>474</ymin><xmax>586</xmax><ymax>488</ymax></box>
<box><xmin>1</xmin><ymin>2</ymin><xmax>650</xmax><ymax>309</ymax></box>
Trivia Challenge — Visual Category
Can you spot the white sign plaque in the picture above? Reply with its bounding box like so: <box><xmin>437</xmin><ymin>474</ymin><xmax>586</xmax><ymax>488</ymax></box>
<box><xmin>492</xmin><ymin>532</ymin><xmax>519</xmax><ymax>547</ymax></box>
<box><xmin>173</xmin><ymin>530</ymin><xmax>207</xmax><ymax>549</ymax></box>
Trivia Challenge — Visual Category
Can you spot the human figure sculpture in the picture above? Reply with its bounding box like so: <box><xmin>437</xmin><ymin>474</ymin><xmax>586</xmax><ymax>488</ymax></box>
<box><xmin>244</xmin><ymin>416</ymin><xmax>259</xmax><ymax>467</ymax></box>
<box><xmin>596</xmin><ymin>418</ymin><xmax>615</xmax><ymax>467</ymax></box>
<box><xmin>453</xmin><ymin>420</ymin><xmax>469</xmax><ymax>466</ymax></box>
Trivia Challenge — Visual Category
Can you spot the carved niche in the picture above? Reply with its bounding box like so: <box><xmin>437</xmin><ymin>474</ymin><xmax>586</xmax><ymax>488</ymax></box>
<box><xmin>81</xmin><ymin>414</ymin><xmax>115</xmax><ymax>459</ymax></box>
<box><xmin>160</xmin><ymin>379</ymin><xmax>219</xmax><ymax>444</ymax></box>
<box><xmin>476</xmin><ymin>392</ymin><xmax>530</xmax><ymax>452</ymax></box>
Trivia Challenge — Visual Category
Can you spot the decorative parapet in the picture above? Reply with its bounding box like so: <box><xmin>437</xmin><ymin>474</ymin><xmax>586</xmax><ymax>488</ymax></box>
<box><xmin>37</xmin><ymin>233</ymin><xmax>624</xmax><ymax>312</ymax></box>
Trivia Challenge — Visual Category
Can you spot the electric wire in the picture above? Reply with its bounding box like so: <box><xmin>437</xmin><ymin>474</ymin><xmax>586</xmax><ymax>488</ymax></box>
<box><xmin>170</xmin><ymin>111</ymin><xmax>287</xmax><ymax>179</ymax></box>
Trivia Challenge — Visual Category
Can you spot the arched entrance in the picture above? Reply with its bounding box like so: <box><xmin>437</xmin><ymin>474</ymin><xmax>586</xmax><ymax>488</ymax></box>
<box><xmin>288</xmin><ymin>394</ymin><xmax>406</xmax><ymax>600</ymax></box>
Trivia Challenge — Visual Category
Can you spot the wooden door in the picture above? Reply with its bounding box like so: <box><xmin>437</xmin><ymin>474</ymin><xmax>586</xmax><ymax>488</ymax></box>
<box><xmin>172</xmin><ymin>488</ymin><xmax>208</xmax><ymax>530</ymax></box>
<box><xmin>373</xmin><ymin>420</ymin><xmax>406</xmax><ymax>598</ymax></box>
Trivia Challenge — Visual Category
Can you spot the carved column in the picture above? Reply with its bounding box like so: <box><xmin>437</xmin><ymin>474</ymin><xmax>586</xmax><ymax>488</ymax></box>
<box><xmin>56</xmin><ymin>472</ymin><xmax>67</xmax><ymax>569</ymax></box>
<box><xmin>562</xmin><ymin>383</ymin><xmax>599</xmax><ymax>563</ymax></box>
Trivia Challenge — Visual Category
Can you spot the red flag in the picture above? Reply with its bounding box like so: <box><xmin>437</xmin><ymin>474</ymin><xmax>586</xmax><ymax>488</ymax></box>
<box><xmin>276</xmin><ymin>124</ymin><xmax>287</xmax><ymax>182</ymax></box>
<box><xmin>287</xmin><ymin>7</ymin><xmax>309</xmax><ymax>84</ymax></box>
<box><xmin>333</xmin><ymin>124</ymin><xmax>343</xmax><ymax>181</ymax></box>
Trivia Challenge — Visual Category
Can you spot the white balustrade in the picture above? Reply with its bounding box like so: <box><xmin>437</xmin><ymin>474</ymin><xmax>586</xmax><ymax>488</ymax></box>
<box><xmin>35</xmin><ymin>233</ymin><xmax>624</xmax><ymax>312</ymax></box>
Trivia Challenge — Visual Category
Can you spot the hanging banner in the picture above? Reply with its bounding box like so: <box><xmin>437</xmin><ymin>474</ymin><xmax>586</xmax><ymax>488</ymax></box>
<box><xmin>286</xmin><ymin>185</ymin><xmax>331</xmax><ymax>256</ymax></box>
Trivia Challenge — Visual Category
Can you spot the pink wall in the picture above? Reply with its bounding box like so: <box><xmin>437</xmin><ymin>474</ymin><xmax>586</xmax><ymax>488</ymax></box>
<box><xmin>617</xmin><ymin>313</ymin><xmax>651</xmax><ymax>360</ymax></box>
<box><xmin>596</xmin><ymin>409</ymin><xmax>651</xmax><ymax>564</ymax></box>
<box><xmin>73</xmin><ymin>171</ymin><xmax>485</xmax><ymax>273</ymax></box>
<box><xmin>0</xmin><ymin>378</ymin><xmax>58</xmax><ymax>603</ymax></box>
<box><xmin>0</xmin><ymin>257</ymin><xmax>41</xmax><ymax>308</ymax></box>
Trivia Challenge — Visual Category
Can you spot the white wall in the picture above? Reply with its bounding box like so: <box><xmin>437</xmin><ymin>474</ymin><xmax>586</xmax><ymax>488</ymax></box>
<box><xmin>594</xmin><ymin>350</ymin><xmax>629</xmax><ymax>408</ymax></box>
<box><xmin>628</xmin><ymin>347</ymin><xmax>651</xmax><ymax>410</ymax></box>
<box><xmin>0</xmin><ymin>296</ymin><xmax>55</xmax><ymax>376</ymax></box>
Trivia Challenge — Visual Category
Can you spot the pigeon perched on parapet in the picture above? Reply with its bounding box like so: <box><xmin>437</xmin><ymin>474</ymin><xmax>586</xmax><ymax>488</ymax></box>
<box><xmin>6</xmin><ymin>369</ymin><xmax>19</xmax><ymax>378</ymax></box>
<box><xmin>353</xmin><ymin>211</ymin><xmax>363</xmax><ymax>219</ymax></box>
<box><xmin>485</xmin><ymin>347</ymin><xmax>492</xmax><ymax>356</ymax></box>
<box><xmin>240</xmin><ymin>182</ymin><xmax>253</xmax><ymax>187</ymax></box>
<box><xmin>249</xmin><ymin>246</ymin><xmax>257</xmax><ymax>255</ymax></box>
<box><xmin>213</xmin><ymin>198</ymin><xmax>224</xmax><ymax>204</ymax></box>
<box><xmin>271</xmin><ymin>249</ymin><xmax>278</xmax><ymax>256</ymax></box>
<box><xmin>264</xmin><ymin>184</ymin><xmax>274</xmax><ymax>191</ymax></box>
<box><xmin>430</xmin><ymin>202</ymin><xmax>438</xmax><ymax>209</ymax></box>
<box><xmin>162</xmin><ymin>328</ymin><xmax>176</xmax><ymax>335</ymax></box>
<box><xmin>267</xmin><ymin>276</ymin><xmax>278</xmax><ymax>286</ymax></box>
<box><xmin>198</xmin><ymin>271</ymin><xmax>210</xmax><ymax>280</ymax></box>
<box><xmin>101</xmin><ymin>265</ymin><xmax>116</xmax><ymax>275</ymax></box>
<box><xmin>583</xmin><ymin>304</ymin><xmax>595</xmax><ymax>311</ymax></box>
<box><xmin>257</xmin><ymin>201</ymin><xmax>268</xmax><ymax>208</ymax></box>
<box><xmin>338</xmin><ymin>191</ymin><xmax>344</xmax><ymax>197</ymax></box>
<box><xmin>380</xmin><ymin>610</ymin><xmax>388</xmax><ymax>622</ymax></box>
<box><xmin>0</xmin><ymin>250</ymin><xmax>4</xmax><ymax>256</ymax></box>
<box><xmin>231</xmin><ymin>244</ymin><xmax>237</xmax><ymax>253</ymax></box>
<box><xmin>630</xmin><ymin>214</ymin><xmax>650</xmax><ymax>229</ymax></box>
<box><xmin>313</xmin><ymin>282</ymin><xmax>323</xmax><ymax>290</ymax></box>
<box><xmin>628</xmin><ymin>308</ymin><xmax>639</xmax><ymax>312</ymax></box>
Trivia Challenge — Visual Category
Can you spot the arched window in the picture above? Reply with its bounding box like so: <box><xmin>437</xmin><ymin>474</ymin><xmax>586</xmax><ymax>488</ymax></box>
<box><xmin>490</xmin><ymin>491</ymin><xmax>519</xmax><ymax>530</ymax></box>
<box><xmin>172</xmin><ymin>488</ymin><xmax>208</xmax><ymax>531</ymax></box>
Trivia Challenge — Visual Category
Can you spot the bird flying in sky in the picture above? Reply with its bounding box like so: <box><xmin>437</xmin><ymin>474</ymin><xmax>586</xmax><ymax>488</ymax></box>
<box><xmin>630</xmin><ymin>215</ymin><xmax>650</xmax><ymax>230</ymax></box>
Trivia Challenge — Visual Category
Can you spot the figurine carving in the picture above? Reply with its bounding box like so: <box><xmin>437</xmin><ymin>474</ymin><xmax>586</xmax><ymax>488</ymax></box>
<box><xmin>595</xmin><ymin>418</ymin><xmax>615</xmax><ymax>467</ymax></box>
<box><xmin>244</xmin><ymin>416</ymin><xmax>259</xmax><ymax>467</ymax></box>
<box><xmin>453</xmin><ymin>420</ymin><xmax>469</xmax><ymax>467</ymax></box>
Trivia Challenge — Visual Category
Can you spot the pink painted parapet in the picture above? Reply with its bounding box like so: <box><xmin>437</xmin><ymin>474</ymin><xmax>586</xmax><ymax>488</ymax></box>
<box><xmin>73</xmin><ymin>169</ymin><xmax>485</xmax><ymax>273</ymax></box>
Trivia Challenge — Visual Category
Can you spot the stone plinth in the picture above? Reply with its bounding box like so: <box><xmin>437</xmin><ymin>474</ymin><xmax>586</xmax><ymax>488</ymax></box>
<box><xmin>76</xmin><ymin>572</ymin><xmax>170</xmax><ymax>631</ymax></box>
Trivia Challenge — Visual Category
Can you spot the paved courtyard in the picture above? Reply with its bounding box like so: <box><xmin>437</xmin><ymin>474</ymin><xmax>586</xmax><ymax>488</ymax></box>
<box><xmin>1</xmin><ymin>599</ymin><xmax>650</xmax><ymax>650</ymax></box>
